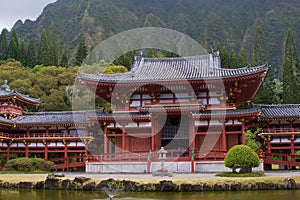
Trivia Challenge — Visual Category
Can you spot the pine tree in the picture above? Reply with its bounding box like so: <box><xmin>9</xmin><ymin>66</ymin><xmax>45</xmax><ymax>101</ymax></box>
<box><xmin>282</xmin><ymin>28</ymin><xmax>300</xmax><ymax>104</ymax></box>
<box><xmin>0</xmin><ymin>29</ymin><xmax>8</xmax><ymax>60</ymax></box>
<box><xmin>60</xmin><ymin>51</ymin><xmax>68</xmax><ymax>67</ymax></box>
<box><xmin>238</xmin><ymin>47</ymin><xmax>247</xmax><ymax>67</ymax></box>
<box><xmin>220</xmin><ymin>46</ymin><xmax>230</xmax><ymax>68</ymax></box>
<box><xmin>19</xmin><ymin>40</ymin><xmax>26</xmax><ymax>66</ymax></box>
<box><xmin>251</xmin><ymin>26</ymin><xmax>269</xmax><ymax>66</ymax></box>
<box><xmin>7</xmin><ymin>29</ymin><xmax>20</xmax><ymax>60</ymax></box>
<box><xmin>251</xmin><ymin>26</ymin><xmax>277</xmax><ymax>104</ymax></box>
<box><xmin>26</xmin><ymin>39</ymin><xmax>36</xmax><ymax>68</ymax></box>
<box><xmin>37</xmin><ymin>28</ymin><xmax>50</xmax><ymax>66</ymax></box>
<box><xmin>229</xmin><ymin>49</ymin><xmax>238</xmax><ymax>69</ymax></box>
<box><xmin>74</xmin><ymin>34</ymin><xmax>88</xmax><ymax>66</ymax></box>
<box><xmin>48</xmin><ymin>22</ymin><xmax>59</xmax><ymax>66</ymax></box>
<box><xmin>284</xmin><ymin>28</ymin><xmax>299</xmax><ymax>72</ymax></box>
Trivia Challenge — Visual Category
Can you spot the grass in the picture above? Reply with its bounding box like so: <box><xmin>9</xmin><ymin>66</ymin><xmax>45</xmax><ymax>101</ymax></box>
<box><xmin>216</xmin><ymin>172</ymin><xmax>265</xmax><ymax>177</ymax></box>
<box><xmin>0</xmin><ymin>170</ymin><xmax>51</xmax><ymax>174</ymax></box>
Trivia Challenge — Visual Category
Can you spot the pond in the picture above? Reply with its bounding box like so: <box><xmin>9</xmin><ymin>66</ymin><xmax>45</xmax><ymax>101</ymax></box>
<box><xmin>0</xmin><ymin>189</ymin><xmax>300</xmax><ymax>200</ymax></box>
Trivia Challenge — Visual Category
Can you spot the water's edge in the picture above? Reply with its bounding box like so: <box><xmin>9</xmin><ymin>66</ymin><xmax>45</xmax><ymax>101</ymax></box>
<box><xmin>0</xmin><ymin>176</ymin><xmax>299</xmax><ymax>192</ymax></box>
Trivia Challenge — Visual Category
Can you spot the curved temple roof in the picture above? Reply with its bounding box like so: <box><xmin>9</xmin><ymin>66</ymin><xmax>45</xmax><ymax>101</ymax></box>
<box><xmin>78</xmin><ymin>53</ymin><xmax>269</xmax><ymax>83</ymax></box>
<box><xmin>0</xmin><ymin>80</ymin><xmax>40</xmax><ymax>105</ymax></box>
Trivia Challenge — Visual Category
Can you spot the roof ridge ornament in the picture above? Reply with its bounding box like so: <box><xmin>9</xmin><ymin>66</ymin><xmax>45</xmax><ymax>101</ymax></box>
<box><xmin>1</xmin><ymin>80</ymin><xmax>11</xmax><ymax>92</ymax></box>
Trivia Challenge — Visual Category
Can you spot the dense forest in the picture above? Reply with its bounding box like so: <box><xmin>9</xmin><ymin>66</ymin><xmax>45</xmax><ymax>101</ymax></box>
<box><xmin>0</xmin><ymin>0</ymin><xmax>300</xmax><ymax>110</ymax></box>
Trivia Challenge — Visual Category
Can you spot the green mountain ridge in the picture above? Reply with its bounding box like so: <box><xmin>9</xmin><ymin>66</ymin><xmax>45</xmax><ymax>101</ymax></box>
<box><xmin>10</xmin><ymin>0</ymin><xmax>300</xmax><ymax>76</ymax></box>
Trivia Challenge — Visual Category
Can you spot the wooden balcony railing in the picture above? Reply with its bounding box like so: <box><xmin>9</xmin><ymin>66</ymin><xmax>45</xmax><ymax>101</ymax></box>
<box><xmin>261</xmin><ymin>128</ymin><xmax>300</xmax><ymax>135</ymax></box>
<box><xmin>87</xmin><ymin>149</ymin><xmax>227</xmax><ymax>162</ymax></box>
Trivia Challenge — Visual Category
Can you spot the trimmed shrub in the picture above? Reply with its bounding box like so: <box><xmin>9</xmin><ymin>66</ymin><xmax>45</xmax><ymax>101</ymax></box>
<box><xmin>5</xmin><ymin>157</ymin><xmax>54</xmax><ymax>172</ymax></box>
<box><xmin>225</xmin><ymin>145</ymin><xmax>260</xmax><ymax>173</ymax></box>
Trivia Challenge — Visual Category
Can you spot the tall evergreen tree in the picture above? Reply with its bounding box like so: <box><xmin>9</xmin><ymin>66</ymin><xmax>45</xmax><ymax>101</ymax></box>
<box><xmin>74</xmin><ymin>34</ymin><xmax>88</xmax><ymax>66</ymax></box>
<box><xmin>251</xmin><ymin>26</ymin><xmax>278</xmax><ymax>104</ymax></box>
<box><xmin>48</xmin><ymin>22</ymin><xmax>59</xmax><ymax>66</ymax></box>
<box><xmin>37</xmin><ymin>28</ymin><xmax>50</xmax><ymax>66</ymax></box>
<box><xmin>7</xmin><ymin>29</ymin><xmax>20</xmax><ymax>60</ymax></box>
<box><xmin>229</xmin><ymin>49</ymin><xmax>238</xmax><ymax>69</ymax></box>
<box><xmin>284</xmin><ymin>28</ymin><xmax>299</xmax><ymax>72</ymax></box>
<box><xmin>60</xmin><ymin>51</ymin><xmax>69</xmax><ymax>67</ymax></box>
<box><xmin>238</xmin><ymin>47</ymin><xmax>247</xmax><ymax>67</ymax></box>
<box><xmin>19</xmin><ymin>40</ymin><xmax>26</xmax><ymax>66</ymax></box>
<box><xmin>26</xmin><ymin>39</ymin><xmax>36</xmax><ymax>68</ymax></box>
<box><xmin>0</xmin><ymin>29</ymin><xmax>8</xmax><ymax>60</ymax></box>
<box><xmin>282</xmin><ymin>28</ymin><xmax>299</xmax><ymax>104</ymax></box>
<box><xmin>251</xmin><ymin>26</ymin><xmax>269</xmax><ymax>66</ymax></box>
<box><xmin>220</xmin><ymin>46</ymin><xmax>230</xmax><ymax>68</ymax></box>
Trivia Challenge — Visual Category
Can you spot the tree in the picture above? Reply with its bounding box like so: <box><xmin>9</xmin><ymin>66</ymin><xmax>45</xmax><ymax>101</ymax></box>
<box><xmin>220</xmin><ymin>46</ymin><xmax>230</xmax><ymax>68</ymax></box>
<box><xmin>7</xmin><ymin>29</ymin><xmax>20</xmax><ymax>60</ymax></box>
<box><xmin>0</xmin><ymin>29</ymin><xmax>8</xmax><ymax>60</ymax></box>
<box><xmin>59</xmin><ymin>51</ymin><xmax>69</xmax><ymax>67</ymax></box>
<box><xmin>19</xmin><ymin>40</ymin><xmax>26</xmax><ymax>66</ymax></box>
<box><xmin>37</xmin><ymin>29</ymin><xmax>50</xmax><ymax>66</ymax></box>
<box><xmin>48</xmin><ymin>22</ymin><xmax>60</xmax><ymax>66</ymax></box>
<box><xmin>74</xmin><ymin>34</ymin><xmax>88</xmax><ymax>66</ymax></box>
<box><xmin>251</xmin><ymin>26</ymin><xmax>269</xmax><ymax>66</ymax></box>
<box><xmin>103</xmin><ymin>65</ymin><xmax>128</xmax><ymax>74</ymax></box>
<box><xmin>238</xmin><ymin>47</ymin><xmax>247</xmax><ymax>67</ymax></box>
<box><xmin>26</xmin><ymin>39</ymin><xmax>36</xmax><ymax>68</ymax></box>
<box><xmin>251</xmin><ymin>26</ymin><xmax>277</xmax><ymax>104</ymax></box>
<box><xmin>282</xmin><ymin>28</ymin><xmax>299</xmax><ymax>104</ymax></box>
<box><xmin>224</xmin><ymin>145</ymin><xmax>260</xmax><ymax>173</ymax></box>
<box><xmin>229</xmin><ymin>49</ymin><xmax>238</xmax><ymax>68</ymax></box>
<box><xmin>245</xmin><ymin>128</ymin><xmax>262</xmax><ymax>152</ymax></box>
<box><xmin>284</xmin><ymin>28</ymin><xmax>299</xmax><ymax>72</ymax></box>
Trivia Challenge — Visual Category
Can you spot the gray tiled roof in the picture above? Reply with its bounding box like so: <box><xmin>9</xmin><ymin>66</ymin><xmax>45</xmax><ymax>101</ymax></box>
<box><xmin>0</xmin><ymin>89</ymin><xmax>40</xmax><ymax>104</ymax></box>
<box><xmin>11</xmin><ymin>110</ymin><xmax>94</xmax><ymax>125</ymax></box>
<box><xmin>78</xmin><ymin>54</ymin><xmax>268</xmax><ymax>83</ymax></box>
<box><xmin>259</xmin><ymin>104</ymin><xmax>300</xmax><ymax>119</ymax></box>
<box><xmin>88</xmin><ymin>111</ymin><xmax>151</xmax><ymax>120</ymax></box>
<box><xmin>192</xmin><ymin>107</ymin><xmax>261</xmax><ymax>117</ymax></box>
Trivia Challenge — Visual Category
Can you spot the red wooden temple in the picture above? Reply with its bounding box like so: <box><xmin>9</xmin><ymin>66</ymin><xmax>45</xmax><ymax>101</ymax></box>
<box><xmin>1</xmin><ymin>52</ymin><xmax>300</xmax><ymax>172</ymax></box>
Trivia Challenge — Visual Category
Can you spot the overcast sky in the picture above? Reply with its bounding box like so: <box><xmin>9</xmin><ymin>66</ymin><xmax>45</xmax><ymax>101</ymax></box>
<box><xmin>0</xmin><ymin>0</ymin><xmax>57</xmax><ymax>31</ymax></box>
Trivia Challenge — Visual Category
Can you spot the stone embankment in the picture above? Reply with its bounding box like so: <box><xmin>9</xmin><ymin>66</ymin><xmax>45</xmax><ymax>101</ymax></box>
<box><xmin>0</xmin><ymin>174</ymin><xmax>300</xmax><ymax>192</ymax></box>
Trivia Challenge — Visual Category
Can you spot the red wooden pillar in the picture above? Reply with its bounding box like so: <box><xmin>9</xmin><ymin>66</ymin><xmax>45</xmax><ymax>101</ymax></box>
<box><xmin>25</xmin><ymin>143</ymin><xmax>29</xmax><ymax>158</ymax></box>
<box><xmin>222</xmin><ymin>123</ymin><xmax>227</xmax><ymax>152</ymax></box>
<box><xmin>46</xmin><ymin>127</ymin><xmax>49</xmax><ymax>137</ymax></box>
<box><xmin>6</xmin><ymin>146</ymin><xmax>10</xmax><ymax>162</ymax></box>
<box><xmin>64</xmin><ymin>144</ymin><xmax>69</xmax><ymax>172</ymax></box>
<box><xmin>44</xmin><ymin>144</ymin><xmax>48</xmax><ymax>160</ymax></box>
<box><xmin>122</xmin><ymin>126</ymin><xmax>126</xmax><ymax>152</ymax></box>
<box><xmin>65</xmin><ymin>127</ymin><xmax>69</xmax><ymax>137</ymax></box>
<box><xmin>291</xmin><ymin>135</ymin><xmax>295</xmax><ymax>163</ymax></box>
<box><xmin>104</xmin><ymin>125</ymin><xmax>108</xmax><ymax>154</ymax></box>
<box><xmin>26</xmin><ymin>128</ymin><xmax>30</xmax><ymax>137</ymax></box>
<box><xmin>151</xmin><ymin>119</ymin><xmax>155</xmax><ymax>151</ymax></box>
<box><xmin>188</xmin><ymin>115</ymin><xmax>195</xmax><ymax>173</ymax></box>
<box><xmin>241</xmin><ymin>121</ymin><xmax>246</xmax><ymax>145</ymax></box>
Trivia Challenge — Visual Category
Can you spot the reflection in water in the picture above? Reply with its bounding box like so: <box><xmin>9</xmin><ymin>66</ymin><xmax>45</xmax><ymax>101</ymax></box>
<box><xmin>0</xmin><ymin>189</ymin><xmax>300</xmax><ymax>200</ymax></box>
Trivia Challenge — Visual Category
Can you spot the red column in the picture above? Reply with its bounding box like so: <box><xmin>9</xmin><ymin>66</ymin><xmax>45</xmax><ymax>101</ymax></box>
<box><xmin>64</xmin><ymin>144</ymin><xmax>69</xmax><ymax>172</ymax></box>
<box><xmin>6</xmin><ymin>146</ymin><xmax>10</xmax><ymax>162</ymax></box>
<box><xmin>241</xmin><ymin>121</ymin><xmax>246</xmax><ymax>145</ymax></box>
<box><xmin>151</xmin><ymin>119</ymin><xmax>155</xmax><ymax>151</ymax></box>
<box><xmin>25</xmin><ymin>143</ymin><xmax>29</xmax><ymax>158</ymax></box>
<box><xmin>26</xmin><ymin>128</ymin><xmax>30</xmax><ymax>137</ymax></box>
<box><xmin>222</xmin><ymin>123</ymin><xmax>227</xmax><ymax>152</ymax></box>
<box><xmin>65</xmin><ymin>127</ymin><xmax>69</xmax><ymax>137</ymax></box>
<box><xmin>122</xmin><ymin>126</ymin><xmax>126</xmax><ymax>152</ymax></box>
<box><xmin>44</xmin><ymin>144</ymin><xmax>48</xmax><ymax>160</ymax></box>
<box><xmin>46</xmin><ymin>127</ymin><xmax>49</xmax><ymax>137</ymax></box>
<box><xmin>104</xmin><ymin>125</ymin><xmax>108</xmax><ymax>154</ymax></box>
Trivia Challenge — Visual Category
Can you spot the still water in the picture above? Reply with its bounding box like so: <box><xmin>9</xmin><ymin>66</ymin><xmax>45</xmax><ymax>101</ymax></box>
<box><xmin>0</xmin><ymin>189</ymin><xmax>300</xmax><ymax>200</ymax></box>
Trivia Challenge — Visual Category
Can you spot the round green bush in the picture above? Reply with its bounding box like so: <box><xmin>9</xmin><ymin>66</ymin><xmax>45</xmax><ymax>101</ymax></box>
<box><xmin>225</xmin><ymin>145</ymin><xmax>260</xmax><ymax>173</ymax></box>
<box><xmin>5</xmin><ymin>157</ymin><xmax>55</xmax><ymax>172</ymax></box>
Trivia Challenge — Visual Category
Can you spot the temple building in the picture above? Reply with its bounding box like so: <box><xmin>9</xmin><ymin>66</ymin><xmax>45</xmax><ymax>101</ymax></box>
<box><xmin>0</xmin><ymin>52</ymin><xmax>300</xmax><ymax>172</ymax></box>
